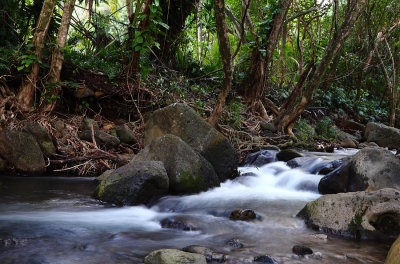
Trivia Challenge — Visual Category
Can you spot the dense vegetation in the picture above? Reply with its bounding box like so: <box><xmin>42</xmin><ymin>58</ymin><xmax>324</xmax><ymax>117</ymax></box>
<box><xmin>1</xmin><ymin>0</ymin><xmax>399</xmax><ymax>138</ymax></box>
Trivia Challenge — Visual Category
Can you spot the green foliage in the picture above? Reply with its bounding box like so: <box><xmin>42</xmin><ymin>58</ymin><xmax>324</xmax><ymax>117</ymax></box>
<box><xmin>226</xmin><ymin>100</ymin><xmax>245</xmax><ymax>128</ymax></box>
<box><xmin>315</xmin><ymin>118</ymin><xmax>338</xmax><ymax>139</ymax></box>
<box><xmin>294</xmin><ymin>119</ymin><xmax>315</xmax><ymax>141</ymax></box>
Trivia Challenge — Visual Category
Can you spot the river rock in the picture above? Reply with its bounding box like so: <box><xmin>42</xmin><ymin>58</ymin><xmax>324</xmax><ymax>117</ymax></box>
<box><xmin>319</xmin><ymin>147</ymin><xmax>400</xmax><ymax>194</ymax></box>
<box><xmin>80</xmin><ymin>118</ymin><xmax>99</xmax><ymax>131</ymax></box>
<box><xmin>0</xmin><ymin>130</ymin><xmax>45</xmax><ymax>173</ymax></box>
<box><xmin>276</xmin><ymin>149</ymin><xmax>303</xmax><ymax>162</ymax></box>
<box><xmin>338</xmin><ymin>120</ymin><xmax>366</xmax><ymax>132</ymax></box>
<box><xmin>254</xmin><ymin>255</ymin><xmax>278</xmax><ymax>263</ymax></box>
<box><xmin>160</xmin><ymin>217</ymin><xmax>198</xmax><ymax>231</ymax></box>
<box><xmin>358</xmin><ymin>142</ymin><xmax>379</xmax><ymax>149</ymax></box>
<box><xmin>79</xmin><ymin>130</ymin><xmax>120</xmax><ymax>149</ymax></box>
<box><xmin>133</xmin><ymin>134</ymin><xmax>219</xmax><ymax>194</ymax></box>
<box><xmin>244</xmin><ymin>149</ymin><xmax>278</xmax><ymax>167</ymax></box>
<box><xmin>311</xmin><ymin>158</ymin><xmax>347</xmax><ymax>175</ymax></box>
<box><xmin>226</xmin><ymin>238</ymin><xmax>244</xmax><ymax>248</ymax></box>
<box><xmin>144</xmin><ymin>103</ymin><xmax>238</xmax><ymax>181</ymax></box>
<box><xmin>24</xmin><ymin>122</ymin><xmax>56</xmax><ymax>156</ymax></box>
<box><xmin>364</xmin><ymin>122</ymin><xmax>400</xmax><ymax>149</ymax></box>
<box><xmin>144</xmin><ymin>249</ymin><xmax>207</xmax><ymax>264</ymax></box>
<box><xmin>297</xmin><ymin>188</ymin><xmax>400</xmax><ymax>240</ymax></box>
<box><xmin>229</xmin><ymin>209</ymin><xmax>256</xmax><ymax>221</ymax></box>
<box><xmin>182</xmin><ymin>245</ymin><xmax>224</xmax><ymax>262</ymax></box>
<box><xmin>386</xmin><ymin>236</ymin><xmax>400</xmax><ymax>264</ymax></box>
<box><xmin>339</xmin><ymin>138</ymin><xmax>358</xmax><ymax>148</ymax></box>
<box><xmin>116</xmin><ymin>124</ymin><xmax>136</xmax><ymax>145</ymax></box>
<box><xmin>292</xmin><ymin>245</ymin><xmax>313</xmax><ymax>256</ymax></box>
<box><xmin>94</xmin><ymin>161</ymin><xmax>169</xmax><ymax>205</ymax></box>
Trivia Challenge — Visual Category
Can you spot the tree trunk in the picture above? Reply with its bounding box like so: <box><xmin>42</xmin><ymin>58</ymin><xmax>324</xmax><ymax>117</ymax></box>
<box><xmin>17</xmin><ymin>0</ymin><xmax>56</xmax><ymax>110</ymax></box>
<box><xmin>275</xmin><ymin>0</ymin><xmax>367</xmax><ymax>134</ymax></box>
<box><xmin>208</xmin><ymin>0</ymin><xmax>233</xmax><ymax>127</ymax></box>
<box><xmin>41</xmin><ymin>0</ymin><xmax>75</xmax><ymax>112</ymax></box>
<box><xmin>244</xmin><ymin>0</ymin><xmax>292</xmax><ymax>102</ymax></box>
<box><xmin>128</xmin><ymin>0</ymin><xmax>152</xmax><ymax>76</ymax></box>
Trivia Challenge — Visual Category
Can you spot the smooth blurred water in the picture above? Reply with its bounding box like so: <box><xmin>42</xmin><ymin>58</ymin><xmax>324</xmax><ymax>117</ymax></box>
<box><xmin>0</xmin><ymin>152</ymin><xmax>391</xmax><ymax>263</ymax></box>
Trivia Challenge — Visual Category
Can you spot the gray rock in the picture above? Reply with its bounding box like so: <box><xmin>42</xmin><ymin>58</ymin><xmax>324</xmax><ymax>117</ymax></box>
<box><xmin>386</xmin><ymin>236</ymin><xmax>400</xmax><ymax>264</ymax></box>
<box><xmin>358</xmin><ymin>142</ymin><xmax>379</xmax><ymax>149</ymax></box>
<box><xmin>277</xmin><ymin>149</ymin><xmax>303</xmax><ymax>162</ymax></box>
<box><xmin>80</xmin><ymin>118</ymin><xmax>99</xmax><ymax>131</ymax></box>
<box><xmin>133</xmin><ymin>134</ymin><xmax>219</xmax><ymax>194</ymax></box>
<box><xmin>182</xmin><ymin>245</ymin><xmax>225</xmax><ymax>263</ymax></box>
<box><xmin>144</xmin><ymin>249</ymin><xmax>207</xmax><ymax>264</ymax></box>
<box><xmin>319</xmin><ymin>147</ymin><xmax>400</xmax><ymax>194</ymax></box>
<box><xmin>244</xmin><ymin>149</ymin><xmax>278</xmax><ymax>167</ymax></box>
<box><xmin>339</xmin><ymin>120</ymin><xmax>366</xmax><ymax>132</ymax></box>
<box><xmin>79</xmin><ymin>130</ymin><xmax>120</xmax><ymax>149</ymax></box>
<box><xmin>24</xmin><ymin>122</ymin><xmax>56</xmax><ymax>156</ymax></box>
<box><xmin>0</xmin><ymin>130</ymin><xmax>45</xmax><ymax>173</ymax></box>
<box><xmin>144</xmin><ymin>103</ymin><xmax>238</xmax><ymax>181</ymax></box>
<box><xmin>292</xmin><ymin>245</ymin><xmax>313</xmax><ymax>256</ymax></box>
<box><xmin>226</xmin><ymin>238</ymin><xmax>244</xmax><ymax>248</ymax></box>
<box><xmin>229</xmin><ymin>209</ymin><xmax>256</xmax><ymax>221</ymax></box>
<box><xmin>339</xmin><ymin>138</ymin><xmax>358</xmax><ymax>148</ymax></box>
<box><xmin>160</xmin><ymin>217</ymin><xmax>198</xmax><ymax>231</ymax></box>
<box><xmin>297</xmin><ymin>188</ymin><xmax>400</xmax><ymax>240</ymax></box>
<box><xmin>254</xmin><ymin>255</ymin><xmax>278</xmax><ymax>263</ymax></box>
<box><xmin>94</xmin><ymin>161</ymin><xmax>169</xmax><ymax>205</ymax></box>
<box><xmin>364</xmin><ymin>122</ymin><xmax>400</xmax><ymax>149</ymax></box>
<box><xmin>116</xmin><ymin>124</ymin><xmax>136</xmax><ymax>145</ymax></box>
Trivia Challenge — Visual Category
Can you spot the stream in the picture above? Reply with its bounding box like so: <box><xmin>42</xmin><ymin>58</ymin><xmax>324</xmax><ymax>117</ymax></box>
<box><xmin>0</xmin><ymin>149</ymin><xmax>391</xmax><ymax>263</ymax></box>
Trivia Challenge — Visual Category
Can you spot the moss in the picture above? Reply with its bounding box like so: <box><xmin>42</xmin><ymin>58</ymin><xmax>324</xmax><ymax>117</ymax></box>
<box><xmin>179</xmin><ymin>170</ymin><xmax>205</xmax><ymax>193</ymax></box>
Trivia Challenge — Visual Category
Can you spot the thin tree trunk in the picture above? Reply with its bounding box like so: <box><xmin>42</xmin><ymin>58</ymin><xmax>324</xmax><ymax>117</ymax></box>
<box><xmin>244</xmin><ymin>0</ymin><xmax>292</xmax><ymax>102</ymax></box>
<box><xmin>41</xmin><ymin>0</ymin><xmax>75</xmax><ymax>112</ymax></box>
<box><xmin>128</xmin><ymin>0</ymin><xmax>152</xmax><ymax>76</ymax></box>
<box><xmin>17</xmin><ymin>0</ymin><xmax>56</xmax><ymax>110</ymax></box>
<box><xmin>208</xmin><ymin>0</ymin><xmax>233</xmax><ymax>127</ymax></box>
<box><xmin>275</xmin><ymin>0</ymin><xmax>366</xmax><ymax>135</ymax></box>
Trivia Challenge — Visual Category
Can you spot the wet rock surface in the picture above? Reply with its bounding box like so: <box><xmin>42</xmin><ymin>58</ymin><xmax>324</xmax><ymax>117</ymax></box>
<box><xmin>276</xmin><ymin>149</ymin><xmax>303</xmax><ymax>162</ymax></box>
<box><xmin>244</xmin><ymin>149</ymin><xmax>278</xmax><ymax>167</ymax></box>
<box><xmin>144</xmin><ymin>249</ymin><xmax>207</xmax><ymax>264</ymax></box>
<box><xmin>292</xmin><ymin>245</ymin><xmax>313</xmax><ymax>256</ymax></box>
<box><xmin>319</xmin><ymin>147</ymin><xmax>400</xmax><ymax>194</ymax></box>
<box><xmin>253</xmin><ymin>255</ymin><xmax>278</xmax><ymax>263</ymax></box>
<box><xmin>160</xmin><ymin>217</ymin><xmax>198</xmax><ymax>231</ymax></box>
<box><xmin>364</xmin><ymin>122</ymin><xmax>400</xmax><ymax>149</ymax></box>
<box><xmin>225</xmin><ymin>238</ymin><xmax>244</xmax><ymax>248</ymax></box>
<box><xmin>229</xmin><ymin>209</ymin><xmax>257</xmax><ymax>221</ymax></box>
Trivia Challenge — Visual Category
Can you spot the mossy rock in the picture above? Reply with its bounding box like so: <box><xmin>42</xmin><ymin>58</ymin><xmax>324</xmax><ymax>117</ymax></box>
<box><xmin>133</xmin><ymin>134</ymin><xmax>219</xmax><ymax>194</ymax></box>
<box><xmin>79</xmin><ymin>130</ymin><xmax>120</xmax><ymax>149</ymax></box>
<box><xmin>24</xmin><ymin>122</ymin><xmax>56</xmax><ymax>156</ymax></box>
<box><xmin>297</xmin><ymin>188</ymin><xmax>400</xmax><ymax>240</ymax></box>
<box><xmin>94</xmin><ymin>161</ymin><xmax>169</xmax><ymax>206</ymax></box>
<box><xmin>364</xmin><ymin>122</ymin><xmax>400</xmax><ymax>149</ymax></box>
<box><xmin>144</xmin><ymin>103</ymin><xmax>238</xmax><ymax>181</ymax></box>
<box><xmin>80</xmin><ymin>118</ymin><xmax>99</xmax><ymax>131</ymax></box>
<box><xmin>144</xmin><ymin>249</ymin><xmax>207</xmax><ymax>264</ymax></box>
<box><xmin>116</xmin><ymin>124</ymin><xmax>136</xmax><ymax>145</ymax></box>
<box><xmin>0</xmin><ymin>130</ymin><xmax>45</xmax><ymax>174</ymax></box>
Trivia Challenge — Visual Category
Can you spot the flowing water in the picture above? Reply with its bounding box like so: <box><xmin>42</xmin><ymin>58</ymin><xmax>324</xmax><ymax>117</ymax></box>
<box><xmin>0</xmin><ymin>150</ymin><xmax>391</xmax><ymax>263</ymax></box>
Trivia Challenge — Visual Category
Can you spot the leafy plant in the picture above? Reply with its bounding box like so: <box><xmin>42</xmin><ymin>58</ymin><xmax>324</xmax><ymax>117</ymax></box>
<box><xmin>316</xmin><ymin>118</ymin><xmax>338</xmax><ymax>139</ymax></box>
<box><xmin>294</xmin><ymin>118</ymin><xmax>315</xmax><ymax>141</ymax></box>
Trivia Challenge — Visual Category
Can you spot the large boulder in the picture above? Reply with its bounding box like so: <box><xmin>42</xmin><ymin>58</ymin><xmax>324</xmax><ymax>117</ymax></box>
<box><xmin>133</xmin><ymin>134</ymin><xmax>219</xmax><ymax>194</ymax></box>
<box><xmin>297</xmin><ymin>188</ymin><xmax>400</xmax><ymax>240</ymax></box>
<box><xmin>364</xmin><ymin>122</ymin><xmax>400</xmax><ymax>149</ymax></box>
<box><xmin>319</xmin><ymin>147</ymin><xmax>400</xmax><ymax>194</ymax></box>
<box><xmin>144</xmin><ymin>249</ymin><xmax>207</xmax><ymax>264</ymax></box>
<box><xmin>386</xmin><ymin>236</ymin><xmax>400</xmax><ymax>264</ymax></box>
<box><xmin>0</xmin><ymin>130</ymin><xmax>45</xmax><ymax>173</ymax></box>
<box><xmin>24</xmin><ymin>122</ymin><xmax>56</xmax><ymax>156</ymax></box>
<box><xmin>94</xmin><ymin>161</ymin><xmax>169</xmax><ymax>205</ymax></box>
<box><xmin>144</xmin><ymin>103</ymin><xmax>238</xmax><ymax>181</ymax></box>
